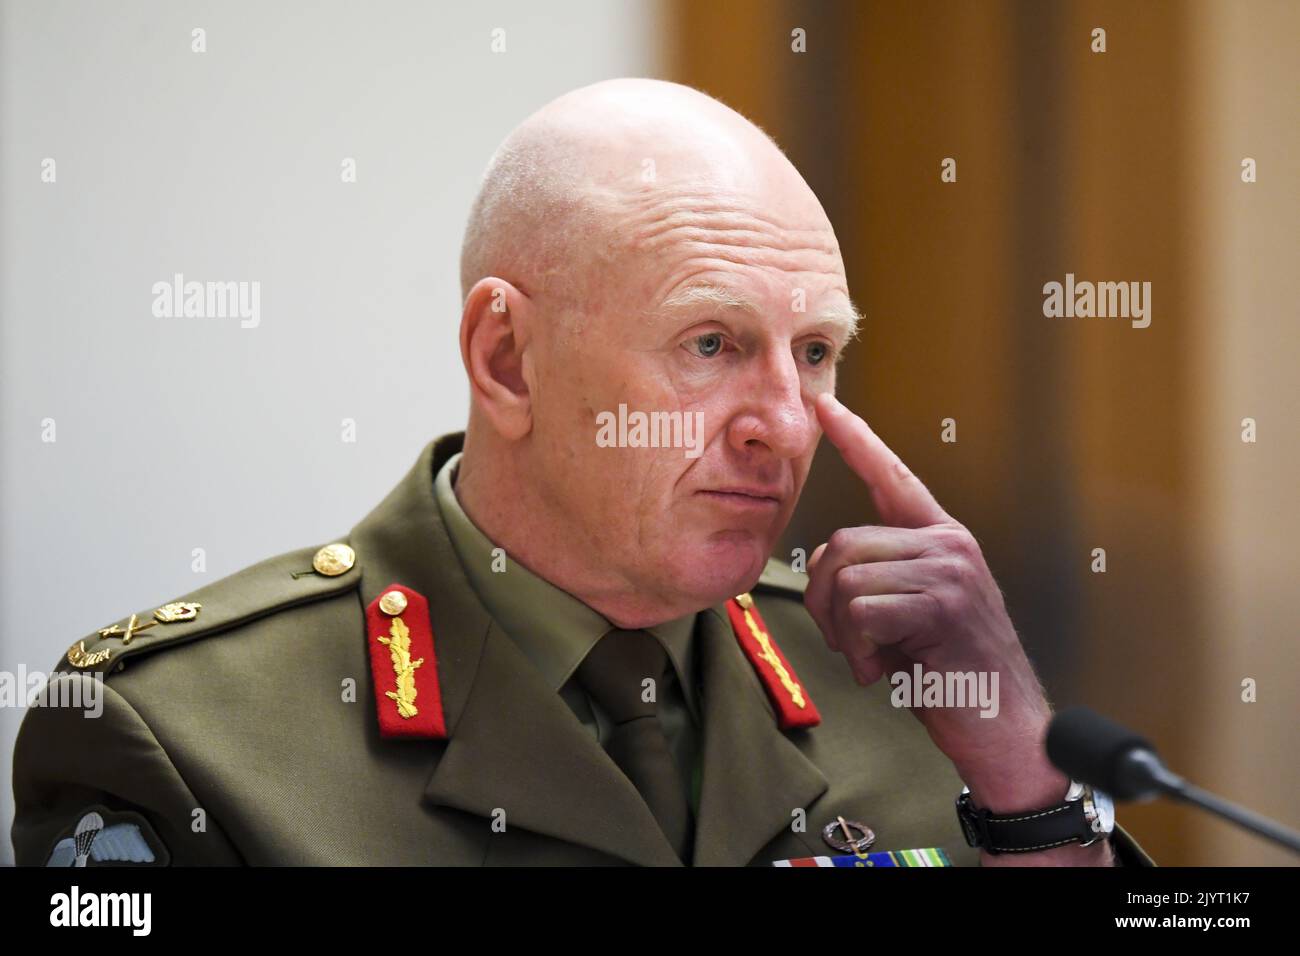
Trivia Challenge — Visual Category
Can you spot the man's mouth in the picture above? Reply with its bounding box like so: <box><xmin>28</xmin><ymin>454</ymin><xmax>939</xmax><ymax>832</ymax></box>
<box><xmin>695</xmin><ymin>487</ymin><xmax>784</xmax><ymax>513</ymax></box>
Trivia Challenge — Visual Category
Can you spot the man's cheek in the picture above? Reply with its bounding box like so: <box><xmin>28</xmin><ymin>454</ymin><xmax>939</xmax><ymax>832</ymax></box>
<box><xmin>791</xmin><ymin>458</ymin><xmax>815</xmax><ymax>499</ymax></box>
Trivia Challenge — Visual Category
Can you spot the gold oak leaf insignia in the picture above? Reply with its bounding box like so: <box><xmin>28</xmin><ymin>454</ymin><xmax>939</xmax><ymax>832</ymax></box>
<box><xmin>377</xmin><ymin>617</ymin><xmax>424</xmax><ymax>719</ymax></box>
<box><xmin>743</xmin><ymin>608</ymin><xmax>806</xmax><ymax>708</ymax></box>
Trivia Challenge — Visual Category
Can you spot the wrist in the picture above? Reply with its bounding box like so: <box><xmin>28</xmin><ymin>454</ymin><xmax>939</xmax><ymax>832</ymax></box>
<box><xmin>946</xmin><ymin>707</ymin><xmax>1057</xmax><ymax>812</ymax></box>
<box><xmin>956</xmin><ymin>738</ymin><xmax>1067</xmax><ymax>814</ymax></box>
<box><xmin>980</xmin><ymin>836</ymin><xmax>1116</xmax><ymax>868</ymax></box>
<box><xmin>964</xmin><ymin>762</ymin><xmax>1070</xmax><ymax>814</ymax></box>
<box><xmin>956</xmin><ymin>774</ymin><xmax>1117</xmax><ymax>863</ymax></box>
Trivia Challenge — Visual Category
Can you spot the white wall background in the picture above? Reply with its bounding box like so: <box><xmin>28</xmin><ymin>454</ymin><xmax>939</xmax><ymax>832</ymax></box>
<box><xmin>0</xmin><ymin>0</ymin><xmax>662</xmax><ymax>864</ymax></box>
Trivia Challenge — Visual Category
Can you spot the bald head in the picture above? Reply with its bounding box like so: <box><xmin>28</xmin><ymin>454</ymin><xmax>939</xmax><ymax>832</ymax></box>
<box><xmin>458</xmin><ymin>79</ymin><xmax>830</xmax><ymax>318</ymax></box>
<box><xmin>454</xmin><ymin>78</ymin><xmax>858</xmax><ymax>628</ymax></box>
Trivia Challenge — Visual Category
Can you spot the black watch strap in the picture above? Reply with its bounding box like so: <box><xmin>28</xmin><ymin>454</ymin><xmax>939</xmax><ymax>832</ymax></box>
<box><xmin>955</xmin><ymin>787</ymin><xmax>1091</xmax><ymax>854</ymax></box>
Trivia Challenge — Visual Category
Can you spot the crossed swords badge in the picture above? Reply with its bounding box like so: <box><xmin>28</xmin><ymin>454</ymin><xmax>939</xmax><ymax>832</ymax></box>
<box><xmin>95</xmin><ymin>602</ymin><xmax>202</xmax><ymax>644</ymax></box>
<box><xmin>66</xmin><ymin>602</ymin><xmax>203</xmax><ymax>669</ymax></box>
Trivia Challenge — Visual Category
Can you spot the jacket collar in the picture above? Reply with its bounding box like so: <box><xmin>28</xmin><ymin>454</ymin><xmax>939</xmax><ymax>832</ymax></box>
<box><xmin>692</xmin><ymin>605</ymin><xmax>829</xmax><ymax>865</ymax></box>
<box><xmin>348</xmin><ymin>434</ymin><xmax>827</xmax><ymax>866</ymax></box>
<box><xmin>433</xmin><ymin>450</ymin><xmax>698</xmax><ymax>716</ymax></box>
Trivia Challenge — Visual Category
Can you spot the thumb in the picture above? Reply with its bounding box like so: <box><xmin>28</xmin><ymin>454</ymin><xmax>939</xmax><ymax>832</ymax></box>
<box><xmin>808</xmin><ymin>542</ymin><xmax>828</xmax><ymax>574</ymax></box>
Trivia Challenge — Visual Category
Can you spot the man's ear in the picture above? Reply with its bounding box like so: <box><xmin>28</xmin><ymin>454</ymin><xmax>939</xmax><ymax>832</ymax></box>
<box><xmin>459</xmin><ymin>277</ymin><xmax>533</xmax><ymax>441</ymax></box>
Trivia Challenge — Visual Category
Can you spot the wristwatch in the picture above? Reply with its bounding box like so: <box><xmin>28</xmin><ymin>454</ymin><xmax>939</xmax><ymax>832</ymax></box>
<box><xmin>955</xmin><ymin>780</ymin><xmax>1115</xmax><ymax>854</ymax></box>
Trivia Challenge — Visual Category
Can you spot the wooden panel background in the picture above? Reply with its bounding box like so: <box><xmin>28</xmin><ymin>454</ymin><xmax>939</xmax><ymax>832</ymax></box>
<box><xmin>667</xmin><ymin>0</ymin><xmax>1211</xmax><ymax>864</ymax></box>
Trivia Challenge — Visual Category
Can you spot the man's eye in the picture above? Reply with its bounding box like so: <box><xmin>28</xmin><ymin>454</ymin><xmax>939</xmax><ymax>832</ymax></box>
<box><xmin>687</xmin><ymin>333</ymin><xmax>724</xmax><ymax>358</ymax></box>
<box><xmin>805</xmin><ymin>342</ymin><xmax>829</xmax><ymax>366</ymax></box>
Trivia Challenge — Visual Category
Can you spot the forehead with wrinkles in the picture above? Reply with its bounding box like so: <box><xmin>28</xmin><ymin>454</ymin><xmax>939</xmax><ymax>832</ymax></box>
<box><xmin>459</xmin><ymin>78</ymin><xmax>851</xmax><ymax>335</ymax></box>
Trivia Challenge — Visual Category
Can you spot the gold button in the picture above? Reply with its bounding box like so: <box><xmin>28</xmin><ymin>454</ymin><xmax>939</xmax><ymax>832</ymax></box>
<box><xmin>378</xmin><ymin>589</ymin><xmax>408</xmax><ymax>616</ymax></box>
<box><xmin>312</xmin><ymin>543</ymin><xmax>356</xmax><ymax>577</ymax></box>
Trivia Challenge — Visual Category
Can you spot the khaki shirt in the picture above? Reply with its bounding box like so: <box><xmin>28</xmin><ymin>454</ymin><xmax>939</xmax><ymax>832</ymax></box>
<box><xmin>434</xmin><ymin>451</ymin><xmax>702</xmax><ymax>812</ymax></box>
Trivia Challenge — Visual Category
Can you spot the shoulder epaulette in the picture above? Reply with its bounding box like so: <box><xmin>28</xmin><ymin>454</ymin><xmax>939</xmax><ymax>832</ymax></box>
<box><xmin>60</xmin><ymin>541</ymin><xmax>362</xmax><ymax>676</ymax></box>
<box><xmin>754</xmin><ymin>556</ymin><xmax>808</xmax><ymax>597</ymax></box>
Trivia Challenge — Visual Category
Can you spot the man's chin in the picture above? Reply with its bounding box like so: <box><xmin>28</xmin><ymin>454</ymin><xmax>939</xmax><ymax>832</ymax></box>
<box><xmin>671</xmin><ymin>532</ymin><xmax>771</xmax><ymax>605</ymax></box>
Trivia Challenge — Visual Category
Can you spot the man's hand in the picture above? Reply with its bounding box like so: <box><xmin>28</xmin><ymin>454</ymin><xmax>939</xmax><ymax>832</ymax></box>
<box><xmin>804</xmin><ymin>393</ymin><xmax>1112</xmax><ymax>866</ymax></box>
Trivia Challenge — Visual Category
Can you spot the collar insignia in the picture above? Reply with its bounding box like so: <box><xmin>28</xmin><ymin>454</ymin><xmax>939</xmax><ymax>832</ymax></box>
<box><xmin>725</xmin><ymin>592</ymin><xmax>821</xmax><ymax>730</ymax></box>
<box><xmin>366</xmin><ymin>584</ymin><xmax>447</xmax><ymax>739</ymax></box>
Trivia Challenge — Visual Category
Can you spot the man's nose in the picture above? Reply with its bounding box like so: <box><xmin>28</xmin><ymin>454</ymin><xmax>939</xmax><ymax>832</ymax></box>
<box><xmin>726</xmin><ymin>349</ymin><xmax>818</xmax><ymax>459</ymax></box>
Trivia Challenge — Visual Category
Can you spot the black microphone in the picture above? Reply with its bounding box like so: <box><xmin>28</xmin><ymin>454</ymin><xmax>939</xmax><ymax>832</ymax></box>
<box><xmin>1047</xmin><ymin>706</ymin><xmax>1300</xmax><ymax>854</ymax></box>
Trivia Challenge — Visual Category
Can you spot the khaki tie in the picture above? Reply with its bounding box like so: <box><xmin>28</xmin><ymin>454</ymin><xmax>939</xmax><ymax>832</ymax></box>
<box><xmin>576</xmin><ymin>628</ymin><xmax>693</xmax><ymax>861</ymax></box>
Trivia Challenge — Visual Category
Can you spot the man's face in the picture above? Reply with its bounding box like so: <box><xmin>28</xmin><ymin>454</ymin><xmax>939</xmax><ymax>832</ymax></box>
<box><xmin>527</xmin><ymin>183</ymin><xmax>856</xmax><ymax>612</ymax></box>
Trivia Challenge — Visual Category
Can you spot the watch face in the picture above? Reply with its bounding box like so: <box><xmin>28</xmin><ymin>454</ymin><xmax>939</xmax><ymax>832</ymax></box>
<box><xmin>1088</xmin><ymin>788</ymin><xmax>1116</xmax><ymax>834</ymax></box>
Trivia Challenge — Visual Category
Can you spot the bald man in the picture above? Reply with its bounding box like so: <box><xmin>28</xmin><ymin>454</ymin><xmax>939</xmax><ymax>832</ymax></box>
<box><xmin>12</xmin><ymin>79</ymin><xmax>1153</xmax><ymax>867</ymax></box>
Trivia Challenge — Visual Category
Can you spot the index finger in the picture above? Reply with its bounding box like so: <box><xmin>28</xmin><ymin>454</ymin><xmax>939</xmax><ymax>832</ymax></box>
<box><xmin>815</xmin><ymin>392</ymin><xmax>950</xmax><ymax>529</ymax></box>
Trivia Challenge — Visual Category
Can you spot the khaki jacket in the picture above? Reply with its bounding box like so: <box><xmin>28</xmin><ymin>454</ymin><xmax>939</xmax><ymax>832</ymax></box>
<box><xmin>11</xmin><ymin>433</ymin><xmax>1154</xmax><ymax>867</ymax></box>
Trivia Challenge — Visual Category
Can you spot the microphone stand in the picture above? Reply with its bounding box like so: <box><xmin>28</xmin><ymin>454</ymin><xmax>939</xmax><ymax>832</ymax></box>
<box><xmin>1121</xmin><ymin>750</ymin><xmax>1300</xmax><ymax>853</ymax></box>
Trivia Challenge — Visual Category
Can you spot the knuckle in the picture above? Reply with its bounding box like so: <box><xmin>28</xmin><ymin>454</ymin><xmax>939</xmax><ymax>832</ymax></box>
<box><xmin>846</xmin><ymin>595</ymin><xmax>869</xmax><ymax>628</ymax></box>
<box><xmin>936</xmin><ymin>577</ymin><xmax>974</xmax><ymax>617</ymax></box>
<box><xmin>955</xmin><ymin>537</ymin><xmax>980</xmax><ymax>563</ymax></box>
<box><xmin>888</xmin><ymin>455</ymin><xmax>914</xmax><ymax>481</ymax></box>
<box><xmin>921</xmin><ymin>589</ymin><xmax>946</xmax><ymax>622</ymax></box>
<box><xmin>833</xmin><ymin>563</ymin><xmax>858</xmax><ymax>596</ymax></box>
<box><xmin>826</xmin><ymin>527</ymin><xmax>857</xmax><ymax>557</ymax></box>
<box><xmin>939</xmin><ymin>555</ymin><xmax>970</xmax><ymax>584</ymax></box>
<box><xmin>941</xmin><ymin>523</ymin><xmax>977</xmax><ymax>553</ymax></box>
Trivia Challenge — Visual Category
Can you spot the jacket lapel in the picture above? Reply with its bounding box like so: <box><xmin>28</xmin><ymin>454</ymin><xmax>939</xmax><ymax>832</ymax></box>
<box><xmin>424</xmin><ymin>620</ymin><xmax>681</xmax><ymax>867</ymax></box>
<box><xmin>692</xmin><ymin>606</ymin><xmax>829</xmax><ymax>866</ymax></box>
<box><xmin>349</xmin><ymin>434</ymin><xmax>679</xmax><ymax>867</ymax></box>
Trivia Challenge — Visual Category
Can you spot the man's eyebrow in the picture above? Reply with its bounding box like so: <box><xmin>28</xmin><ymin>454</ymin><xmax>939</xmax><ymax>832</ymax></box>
<box><xmin>810</xmin><ymin>303</ymin><xmax>863</xmax><ymax>346</ymax></box>
<box><xmin>652</xmin><ymin>281</ymin><xmax>863</xmax><ymax>344</ymax></box>
<box><xmin>656</xmin><ymin>282</ymin><xmax>759</xmax><ymax>313</ymax></box>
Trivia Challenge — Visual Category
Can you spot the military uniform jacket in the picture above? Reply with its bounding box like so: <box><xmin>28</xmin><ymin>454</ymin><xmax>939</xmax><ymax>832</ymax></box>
<box><xmin>11</xmin><ymin>433</ymin><xmax>1155</xmax><ymax>867</ymax></box>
